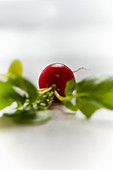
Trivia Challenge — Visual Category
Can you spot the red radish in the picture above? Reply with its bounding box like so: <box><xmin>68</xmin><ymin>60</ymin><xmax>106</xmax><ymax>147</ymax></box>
<box><xmin>39</xmin><ymin>63</ymin><xmax>74</xmax><ymax>97</ymax></box>
<box><xmin>39</xmin><ymin>63</ymin><xmax>86</xmax><ymax>97</ymax></box>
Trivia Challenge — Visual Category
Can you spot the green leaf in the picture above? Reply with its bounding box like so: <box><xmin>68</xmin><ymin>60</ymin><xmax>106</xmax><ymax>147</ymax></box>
<box><xmin>8</xmin><ymin>60</ymin><xmax>23</xmax><ymax>77</ymax></box>
<box><xmin>61</xmin><ymin>100</ymin><xmax>78</xmax><ymax>111</ymax></box>
<box><xmin>76</xmin><ymin>97</ymin><xmax>102</xmax><ymax>118</ymax></box>
<box><xmin>0</xmin><ymin>81</ymin><xmax>26</xmax><ymax>110</ymax></box>
<box><xmin>65</xmin><ymin>79</ymin><xmax>76</xmax><ymax>96</ymax></box>
<box><xmin>8</xmin><ymin>77</ymin><xmax>38</xmax><ymax>103</ymax></box>
<box><xmin>4</xmin><ymin>110</ymin><xmax>51</xmax><ymax>124</ymax></box>
<box><xmin>60</xmin><ymin>79</ymin><xmax>78</xmax><ymax>112</ymax></box>
<box><xmin>76</xmin><ymin>77</ymin><xmax>113</xmax><ymax>118</ymax></box>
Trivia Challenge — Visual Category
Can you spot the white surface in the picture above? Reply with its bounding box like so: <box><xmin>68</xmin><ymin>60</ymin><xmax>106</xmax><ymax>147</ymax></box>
<box><xmin>0</xmin><ymin>104</ymin><xmax>113</xmax><ymax>170</ymax></box>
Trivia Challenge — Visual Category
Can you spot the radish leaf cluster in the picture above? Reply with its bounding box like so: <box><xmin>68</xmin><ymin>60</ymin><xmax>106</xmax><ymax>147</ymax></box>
<box><xmin>0</xmin><ymin>60</ymin><xmax>113</xmax><ymax>125</ymax></box>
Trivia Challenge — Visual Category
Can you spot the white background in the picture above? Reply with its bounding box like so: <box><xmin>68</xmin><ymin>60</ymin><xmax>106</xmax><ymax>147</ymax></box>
<box><xmin>0</xmin><ymin>0</ymin><xmax>113</xmax><ymax>62</ymax></box>
<box><xmin>0</xmin><ymin>1</ymin><xmax>113</xmax><ymax>170</ymax></box>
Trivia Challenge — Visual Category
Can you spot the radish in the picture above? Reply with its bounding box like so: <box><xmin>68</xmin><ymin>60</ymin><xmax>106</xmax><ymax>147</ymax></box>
<box><xmin>39</xmin><ymin>63</ymin><xmax>86</xmax><ymax>97</ymax></box>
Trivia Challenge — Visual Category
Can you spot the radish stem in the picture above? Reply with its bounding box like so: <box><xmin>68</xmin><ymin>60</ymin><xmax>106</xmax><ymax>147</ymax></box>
<box><xmin>39</xmin><ymin>87</ymin><xmax>52</xmax><ymax>94</ymax></box>
<box><xmin>54</xmin><ymin>90</ymin><xmax>60</xmax><ymax>99</ymax></box>
<box><xmin>73</xmin><ymin>67</ymin><xmax>87</xmax><ymax>73</ymax></box>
